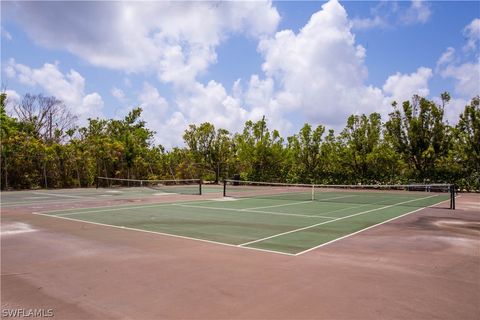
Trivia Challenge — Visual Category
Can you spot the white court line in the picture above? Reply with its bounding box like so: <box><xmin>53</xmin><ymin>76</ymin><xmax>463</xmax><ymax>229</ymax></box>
<box><xmin>31</xmin><ymin>212</ymin><xmax>295</xmax><ymax>256</ymax></box>
<box><xmin>53</xmin><ymin>200</ymin><xmax>215</xmax><ymax>216</ymax></box>
<box><xmin>33</xmin><ymin>192</ymin><xmax>87</xmax><ymax>199</ymax></box>
<box><xmin>242</xmin><ymin>195</ymin><xmax>356</xmax><ymax>212</ymax></box>
<box><xmin>2</xmin><ymin>197</ymin><xmax>95</xmax><ymax>206</ymax></box>
<box><xmin>175</xmin><ymin>203</ymin><xmax>333</xmax><ymax>219</ymax></box>
<box><xmin>240</xmin><ymin>200</ymin><xmax>312</xmax><ymax>211</ymax></box>
<box><xmin>239</xmin><ymin>194</ymin><xmax>439</xmax><ymax>247</ymax></box>
<box><xmin>295</xmin><ymin>196</ymin><xmax>456</xmax><ymax>255</ymax></box>
<box><xmin>23</xmin><ymin>196</ymin><xmax>50</xmax><ymax>200</ymax></box>
<box><xmin>245</xmin><ymin>209</ymin><xmax>335</xmax><ymax>220</ymax></box>
<box><xmin>3</xmin><ymin>191</ymin><xmax>119</xmax><ymax>205</ymax></box>
<box><xmin>47</xmin><ymin>200</ymin><xmax>232</xmax><ymax>216</ymax></box>
<box><xmin>318</xmin><ymin>196</ymin><xmax>410</xmax><ymax>216</ymax></box>
<box><xmin>31</xmin><ymin>194</ymin><xmax>455</xmax><ymax>257</ymax></box>
<box><xmin>40</xmin><ymin>197</ymin><xmax>242</xmax><ymax>215</ymax></box>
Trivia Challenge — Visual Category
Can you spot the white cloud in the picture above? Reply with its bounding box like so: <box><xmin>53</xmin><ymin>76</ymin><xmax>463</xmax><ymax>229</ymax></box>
<box><xmin>6</xmin><ymin>0</ymin><xmax>472</xmax><ymax>149</ymax></box>
<box><xmin>1</xmin><ymin>26</ymin><xmax>12</xmax><ymax>40</ymax></box>
<box><xmin>440</xmin><ymin>61</ymin><xmax>480</xmax><ymax>98</ymax></box>
<box><xmin>4</xmin><ymin>89</ymin><xmax>20</xmax><ymax>113</ymax></box>
<box><xmin>463</xmin><ymin>18</ymin><xmax>480</xmax><ymax>52</ymax></box>
<box><xmin>351</xmin><ymin>16</ymin><xmax>385</xmax><ymax>31</ymax></box>
<box><xmin>5</xmin><ymin>59</ymin><xmax>104</xmax><ymax>121</ymax></box>
<box><xmin>133</xmin><ymin>83</ymin><xmax>172</xmax><ymax>144</ymax></box>
<box><xmin>5</xmin><ymin>2</ymin><xmax>280</xmax><ymax>148</ymax></box>
<box><xmin>437</xmin><ymin>47</ymin><xmax>455</xmax><ymax>67</ymax></box>
<box><xmin>138</xmin><ymin>79</ymin><xmax>251</xmax><ymax>147</ymax></box>
<box><xmin>111</xmin><ymin>87</ymin><xmax>125</xmax><ymax>101</ymax></box>
<box><xmin>253</xmin><ymin>0</ymin><xmax>385</xmax><ymax>128</ymax></box>
<box><xmin>382</xmin><ymin>67</ymin><xmax>433</xmax><ymax>104</ymax></box>
<box><xmin>436</xmin><ymin>19</ymin><xmax>480</xmax><ymax>100</ymax></box>
<box><xmin>433</xmin><ymin>96</ymin><xmax>468</xmax><ymax>126</ymax></box>
<box><xmin>8</xmin><ymin>1</ymin><xmax>280</xmax><ymax>88</ymax></box>
<box><xmin>401</xmin><ymin>0</ymin><xmax>431</xmax><ymax>25</ymax></box>
<box><xmin>138</xmin><ymin>83</ymin><xmax>169</xmax><ymax>118</ymax></box>
<box><xmin>153</xmin><ymin>111</ymin><xmax>188</xmax><ymax>149</ymax></box>
<box><xmin>176</xmin><ymin>80</ymin><xmax>248</xmax><ymax>133</ymax></box>
<box><xmin>242</xmin><ymin>75</ymin><xmax>294</xmax><ymax>134</ymax></box>
<box><xmin>352</xmin><ymin>1</ymin><xmax>430</xmax><ymax>31</ymax></box>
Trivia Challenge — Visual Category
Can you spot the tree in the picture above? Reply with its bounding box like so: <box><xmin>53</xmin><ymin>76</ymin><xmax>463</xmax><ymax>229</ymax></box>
<box><xmin>286</xmin><ymin>123</ymin><xmax>325</xmax><ymax>183</ymax></box>
<box><xmin>454</xmin><ymin>96</ymin><xmax>480</xmax><ymax>190</ymax></box>
<box><xmin>339</xmin><ymin>113</ymin><xmax>397</xmax><ymax>184</ymax></box>
<box><xmin>12</xmin><ymin>94</ymin><xmax>77</xmax><ymax>144</ymax></box>
<box><xmin>233</xmin><ymin>117</ymin><xmax>286</xmax><ymax>182</ymax></box>
<box><xmin>385</xmin><ymin>94</ymin><xmax>451</xmax><ymax>182</ymax></box>
<box><xmin>2</xmin><ymin>90</ymin><xmax>478</xmax><ymax>191</ymax></box>
<box><xmin>183</xmin><ymin>123</ymin><xmax>232</xmax><ymax>182</ymax></box>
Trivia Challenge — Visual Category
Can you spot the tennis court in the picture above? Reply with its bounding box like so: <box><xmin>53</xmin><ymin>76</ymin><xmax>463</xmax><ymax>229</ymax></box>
<box><xmin>33</xmin><ymin>181</ymin><xmax>453</xmax><ymax>255</ymax></box>
<box><xmin>3</xmin><ymin>180</ymin><xmax>478</xmax><ymax>320</ymax></box>
<box><xmin>1</xmin><ymin>178</ymin><xmax>218</xmax><ymax>207</ymax></box>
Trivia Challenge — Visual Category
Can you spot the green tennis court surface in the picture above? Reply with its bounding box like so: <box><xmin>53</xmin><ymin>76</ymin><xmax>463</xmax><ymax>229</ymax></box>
<box><xmin>1</xmin><ymin>185</ymin><xmax>221</xmax><ymax>207</ymax></box>
<box><xmin>35</xmin><ymin>190</ymin><xmax>451</xmax><ymax>255</ymax></box>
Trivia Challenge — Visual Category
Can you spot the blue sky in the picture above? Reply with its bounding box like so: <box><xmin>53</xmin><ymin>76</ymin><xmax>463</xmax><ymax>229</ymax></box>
<box><xmin>1</xmin><ymin>1</ymin><xmax>479</xmax><ymax>147</ymax></box>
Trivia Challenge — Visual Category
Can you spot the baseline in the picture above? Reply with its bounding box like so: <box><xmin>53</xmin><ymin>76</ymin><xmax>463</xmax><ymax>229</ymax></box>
<box><xmin>31</xmin><ymin>212</ymin><xmax>295</xmax><ymax>256</ymax></box>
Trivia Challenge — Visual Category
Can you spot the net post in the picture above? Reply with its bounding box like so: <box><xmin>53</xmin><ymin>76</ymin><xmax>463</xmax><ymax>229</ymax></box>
<box><xmin>199</xmin><ymin>179</ymin><xmax>202</xmax><ymax>195</ymax></box>
<box><xmin>223</xmin><ymin>180</ymin><xmax>227</xmax><ymax>197</ymax></box>
<box><xmin>450</xmin><ymin>184</ymin><xmax>455</xmax><ymax>210</ymax></box>
<box><xmin>311</xmin><ymin>184</ymin><xmax>315</xmax><ymax>201</ymax></box>
<box><xmin>96</xmin><ymin>176</ymin><xmax>99</xmax><ymax>189</ymax></box>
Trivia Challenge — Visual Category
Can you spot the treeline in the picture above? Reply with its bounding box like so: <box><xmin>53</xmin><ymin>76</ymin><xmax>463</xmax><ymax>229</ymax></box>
<box><xmin>1</xmin><ymin>92</ymin><xmax>479</xmax><ymax>191</ymax></box>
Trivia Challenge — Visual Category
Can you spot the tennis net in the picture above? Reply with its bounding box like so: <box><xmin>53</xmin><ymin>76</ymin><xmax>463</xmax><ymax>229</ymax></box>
<box><xmin>223</xmin><ymin>180</ymin><xmax>455</xmax><ymax>209</ymax></box>
<box><xmin>97</xmin><ymin>177</ymin><xmax>202</xmax><ymax>195</ymax></box>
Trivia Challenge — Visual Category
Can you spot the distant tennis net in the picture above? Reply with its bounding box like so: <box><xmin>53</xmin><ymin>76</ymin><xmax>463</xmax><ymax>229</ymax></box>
<box><xmin>223</xmin><ymin>180</ymin><xmax>455</xmax><ymax>209</ymax></box>
<box><xmin>97</xmin><ymin>177</ymin><xmax>202</xmax><ymax>195</ymax></box>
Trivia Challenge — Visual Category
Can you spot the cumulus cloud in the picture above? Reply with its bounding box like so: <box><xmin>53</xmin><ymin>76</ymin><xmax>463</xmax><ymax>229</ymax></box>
<box><xmin>440</xmin><ymin>62</ymin><xmax>480</xmax><ymax>98</ymax></box>
<box><xmin>138</xmin><ymin>83</ymin><xmax>169</xmax><ymax>118</ymax></box>
<box><xmin>153</xmin><ymin>112</ymin><xmax>188</xmax><ymax>149</ymax></box>
<box><xmin>383</xmin><ymin>67</ymin><xmax>433</xmax><ymax>104</ymax></box>
<box><xmin>463</xmin><ymin>18</ymin><xmax>480</xmax><ymax>52</ymax></box>
<box><xmin>134</xmin><ymin>83</ymin><xmax>173</xmax><ymax>144</ymax></box>
<box><xmin>4</xmin><ymin>59</ymin><xmax>104</xmax><ymax>121</ymax></box>
<box><xmin>5</xmin><ymin>0</ymin><xmax>471</xmax><ymax>148</ymax></box>
<box><xmin>175</xmin><ymin>80</ymin><xmax>248</xmax><ymax>133</ymax></box>
<box><xmin>4</xmin><ymin>1</ymin><xmax>280</xmax><ymax>146</ymax></box>
<box><xmin>253</xmin><ymin>0</ymin><xmax>385</xmax><ymax>128</ymax></box>
<box><xmin>7</xmin><ymin>1</ymin><xmax>280</xmax><ymax>87</ymax></box>
<box><xmin>145</xmin><ymin>0</ymin><xmax>438</xmax><ymax>143</ymax></box>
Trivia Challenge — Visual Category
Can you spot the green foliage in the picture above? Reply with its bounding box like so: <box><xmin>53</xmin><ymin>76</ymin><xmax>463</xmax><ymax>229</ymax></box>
<box><xmin>233</xmin><ymin>117</ymin><xmax>286</xmax><ymax>182</ymax></box>
<box><xmin>385</xmin><ymin>94</ymin><xmax>451</xmax><ymax>182</ymax></box>
<box><xmin>1</xmin><ymin>92</ymin><xmax>479</xmax><ymax>191</ymax></box>
<box><xmin>286</xmin><ymin>123</ymin><xmax>325</xmax><ymax>183</ymax></box>
<box><xmin>452</xmin><ymin>96</ymin><xmax>480</xmax><ymax>190</ymax></box>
